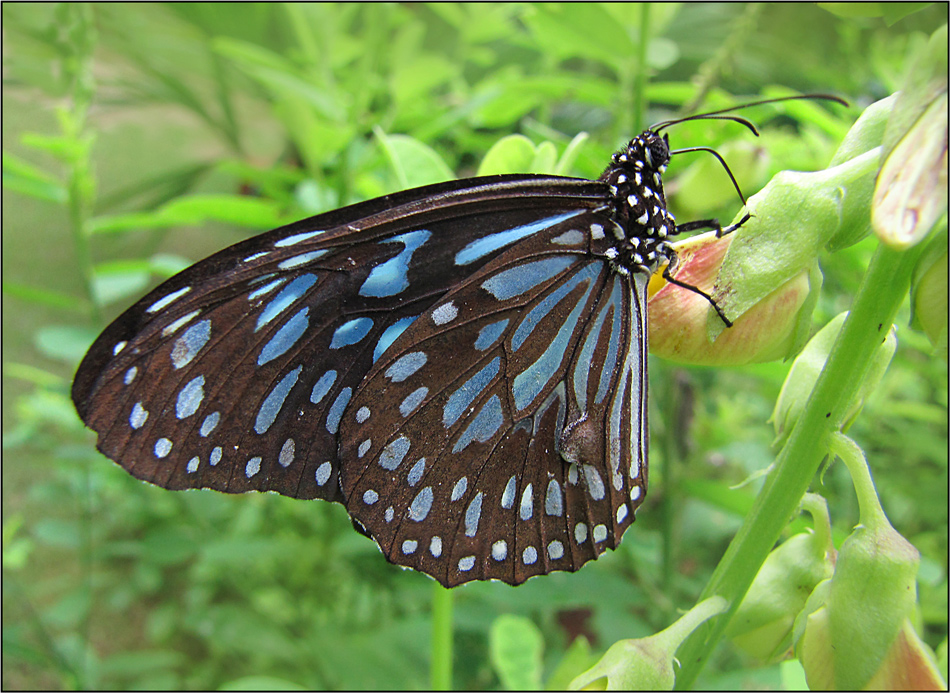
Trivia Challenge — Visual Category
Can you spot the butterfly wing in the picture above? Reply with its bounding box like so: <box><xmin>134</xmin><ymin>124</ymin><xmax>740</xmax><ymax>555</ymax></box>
<box><xmin>339</xmin><ymin>212</ymin><xmax>650</xmax><ymax>586</ymax></box>
<box><xmin>72</xmin><ymin>176</ymin><xmax>607</xmax><ymax>505</ymax></box>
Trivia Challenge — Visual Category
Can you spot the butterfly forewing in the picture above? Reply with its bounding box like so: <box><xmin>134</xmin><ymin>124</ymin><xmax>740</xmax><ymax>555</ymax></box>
<box><xmin>73</xmin><ymin>176</ymin><xmax>607</xmax><ymax>506</ymax></box>
<box><xmin>339</xmin><ymin>213</ymin><xmax>650</xmax><ymax>586</ymax></box>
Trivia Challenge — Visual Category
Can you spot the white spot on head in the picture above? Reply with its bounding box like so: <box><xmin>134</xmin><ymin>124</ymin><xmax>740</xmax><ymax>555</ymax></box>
<box><xmin>636</xmin><ymin>211</ymin><xmax>649</xmax><ymax>225</ymax></box>
<box><xmin>627</xmin><ymin>194</ymin><xmax>639</xmax><ymax>207</ymax></box>
<box><xmin>431</xmin><ymin>302</ymin><xmax>458</xmax><ymax>325</ymax></box>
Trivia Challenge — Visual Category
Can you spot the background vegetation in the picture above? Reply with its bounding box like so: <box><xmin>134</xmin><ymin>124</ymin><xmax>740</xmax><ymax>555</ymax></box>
<box><xmin>3</xmin><ymin>3</ymin><xmax>946</xmax><ymax>689</ymax></box>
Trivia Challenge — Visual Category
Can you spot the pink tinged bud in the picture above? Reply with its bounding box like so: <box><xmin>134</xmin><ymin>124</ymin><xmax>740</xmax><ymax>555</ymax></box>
<box><xmin>872</xmin><ymin>92</ymin><xmax>949</xmax><ymax>249</ymax></box>
<box><xmin>648</xmin><ymin>232</ymin><xmax>812</xmax><ymax>366</ymax></box>
<box><xmin>864</xmin><ymin>619</ymin><xmax>948</xmax><ymax>691</ymax></box>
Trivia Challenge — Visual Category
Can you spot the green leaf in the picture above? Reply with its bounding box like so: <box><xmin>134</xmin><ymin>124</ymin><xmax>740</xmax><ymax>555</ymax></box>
<box><xmin>375</xmin><ymin>129</ymin><xmax>454</xmax><ymax>189</ymax></box>
<box><xmin>2</xmin><ymin>151</ymin><xmax>67</xmax><ymax>203</ymax></box>
<box><xmin>490</xmin><ymin>614</ymin><xmax>544</xmax><ymax>690</ymax></box>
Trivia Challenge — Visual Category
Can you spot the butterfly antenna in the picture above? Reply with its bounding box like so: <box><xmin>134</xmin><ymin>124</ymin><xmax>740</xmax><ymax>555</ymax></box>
<box><xmin>651</xmin><ymin>93</ymin><xmax>847</xmax><ymax>133</ymax></box>
<box><xmin>668</xmin><ymin>146</ymin><xmax>749</xmax><ymax>206</ymax></box>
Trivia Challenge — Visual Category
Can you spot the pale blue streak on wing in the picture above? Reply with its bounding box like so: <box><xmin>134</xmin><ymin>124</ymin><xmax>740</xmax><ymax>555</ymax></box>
<box><xmin>255</xmin><ymin>365</ymin><xmax>303</xmax><ymax>434</ymax></box>
<box><xmin>373</xmin><ymin>315</ymin><xmax>419</xmax><ymax>362</ymax></box>
<box><xmin>474</xmin><ymin>319</ymin><xmax>509</xmax><ymax>351</ymax></box>
<box><xmin>481</xmin><ymin>256</ymin><xmax>577</xmax><ymax>300</ymax></box>
<box><xmin>596</xmin><ymin>278</ymin><xmax>625</xmax><ymax>405</ymax></box>
<box><xmin>455</xmin><ymin>211</ymin><xmax>585</xmax><ymax>266</ymax></box>
<box><xmin>512</xmin><ymin>264</ymin><xmax>601</xmax><ymax>411</ymax></box>
<box><xmin>255</xmin><ymin>274</ymin><xmax>318</xmax><ymax>331</ymax></box>
<box><xmin>330</xmin><ymin>317</ymin><xmax>374</xmax><ymax>349</ymax></box>
<box><xmin>452</xmin><ymin>395</ymin><xmax>504</xmax><ymax>453</ymax></box>
<box><xmin>359</xmin><ymin>230</ymin><xmax>431</xmax><ymax>297</ymax></box>
<box><xmin>443</xmin><ymin>357</ymin><xmax>500</xmax><ymax>428</ymax></box>
<box><xmin>258</xmin><ymin>308</ymin><xmax>309</xmax><ymax>366</ymax></box>
<box><xmin>511</xmin><ymin>263</ymin><xmax>601</xmax><ymax>352</ymax></box>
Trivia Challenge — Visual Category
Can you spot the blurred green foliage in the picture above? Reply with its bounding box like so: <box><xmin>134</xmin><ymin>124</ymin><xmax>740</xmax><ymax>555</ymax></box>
<box><xmin>2</xmin><ymin>3</ymin><xmax>946</xmax><ymax>690</ymax></box>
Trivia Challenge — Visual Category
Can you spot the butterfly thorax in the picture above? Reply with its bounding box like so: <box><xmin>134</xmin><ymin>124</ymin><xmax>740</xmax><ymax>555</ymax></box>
<box><xmin>599</xmin><ymin>131</ymin><xmax>677</xmax><ymax>278</ymax></box>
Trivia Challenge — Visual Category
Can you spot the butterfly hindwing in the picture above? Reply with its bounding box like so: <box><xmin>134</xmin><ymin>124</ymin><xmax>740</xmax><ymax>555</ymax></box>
<box><xmin>72</xmin><ymin>176</ymin><xmax>606</xmax><ymax>507</ymax></box>
<box><xmin>339</xmin><ymin>212</ymin><xmax>650</xmax><ymax>585</ymax></box>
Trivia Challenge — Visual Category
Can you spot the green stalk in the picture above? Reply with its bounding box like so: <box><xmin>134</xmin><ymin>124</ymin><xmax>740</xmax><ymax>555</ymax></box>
<box><xmin>674</xmin><ymin>236</ymin><xmax>927</xmax><ymax>689</ymax></box>
<box><xmin>431</xmin><ymin>582</ymin><xmax>454</xmax><ymax>690</ymax></box>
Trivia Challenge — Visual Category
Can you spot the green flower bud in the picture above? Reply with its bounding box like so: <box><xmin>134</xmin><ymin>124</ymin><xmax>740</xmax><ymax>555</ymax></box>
<box><xmin>569</xmin><ymin>597</ymin><xmax>727</xmax><ymax>691</ymax></box>
<box><xmin>796</xmin><ymin>434</ymin><xmax>924</xmax><ymax>690</ymax></box>
<box><xmin>728</xmin><ymin>495</ymin><xmax>835</xmax><ymax>662</ymax></box>
<box><xmin>910</xmin><ymin>230</ymin><xmax>948</xmax><ymax>358</ymax></box>
<box><xmin>872</xmin><ymin>25</ymin><xmax>948</xmax><ymax>250</ymax></box>
<box><xmin>771</xmin><ymin>313</ymin><xmax>896</xmax><ymax>446</ymax></box>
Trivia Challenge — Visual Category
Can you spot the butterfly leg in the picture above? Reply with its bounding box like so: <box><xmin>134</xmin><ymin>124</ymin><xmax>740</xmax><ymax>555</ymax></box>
<box><xmin>661</xmin><ymin>249</ymin><xmax>733</xmax><ymax>327</ymax></box>
<box><xmin>675</xmin><ymin>212</ymin><xmax>751</xmax><ymax>238</ymax></box>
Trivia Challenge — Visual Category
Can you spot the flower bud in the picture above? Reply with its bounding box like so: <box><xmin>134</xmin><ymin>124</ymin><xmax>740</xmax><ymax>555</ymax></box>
<box><xmin>872</xmin><ymin>92</ymin><xmax>948</xmax><ymax>249</ymax></box>
<box><xmin>771</xmin><ymin>313</ymin><xmax>896</xmax><ymax>445</ymax></box>
<box><xmin>569</xmin><ymin>597</ymin><xmax>727</xmax><ymax>690</ymax></box>
<box><xmin>910</xmin><ymin>242</ymin><xmax>948</xmax><ymax>358</ymax></box>
<box><xmin>648</xmin><ymin>232</ymin><xmax>814</xmax><ymax>365</ymax></box>
<box><xmin>796</xmin><ymin>434</ymin><xmax>927</xmax><ymax>690</ymax></box>
<box><xmin>728</xmin><ymin>495</ymin><xmax>835</xmax><ymax>662</ymax></box>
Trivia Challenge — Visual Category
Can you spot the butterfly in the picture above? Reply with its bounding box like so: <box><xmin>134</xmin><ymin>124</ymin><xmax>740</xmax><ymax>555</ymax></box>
<box><xmin>72</xmin><ymin>95</ymin><xmax>844</xmax><ymax>587</ymax></box>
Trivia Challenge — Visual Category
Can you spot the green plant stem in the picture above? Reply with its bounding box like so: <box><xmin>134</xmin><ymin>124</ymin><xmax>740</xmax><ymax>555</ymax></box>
<box><xmin>431</xmin><ymin>582</ymin><xmax>454</xmax><ymax>690</ymax></box>
<box><xmin>674</xmin><ymin>236</ymin><xmax>927</xmax><ymax>689</ymax></box>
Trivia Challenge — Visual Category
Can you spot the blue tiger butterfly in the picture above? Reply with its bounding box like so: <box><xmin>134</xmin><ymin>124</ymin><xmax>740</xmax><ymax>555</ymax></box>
<box><xmin>73</xmin><ymin>95</ymin><xmax>844</xmax><ymax>587</ymax></box>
